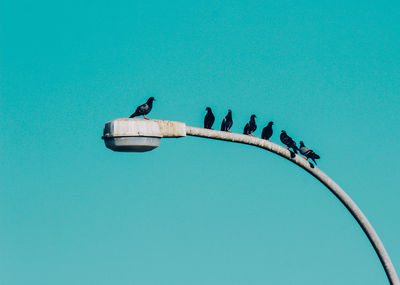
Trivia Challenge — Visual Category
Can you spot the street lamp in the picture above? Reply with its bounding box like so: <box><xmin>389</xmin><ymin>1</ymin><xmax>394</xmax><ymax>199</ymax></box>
<box><xmin>102</xmin><ymin>118</ymin><xmax>399</xmax><ymax>285</ymax></box>
<box><xmin>102</xmin><ymin>118</ymin><xmax>186</xmax><ymax>152</ymax></box>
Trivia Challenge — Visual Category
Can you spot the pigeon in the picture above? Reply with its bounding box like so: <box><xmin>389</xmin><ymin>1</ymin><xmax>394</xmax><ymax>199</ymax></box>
<box><xmin>280</xmin><ymin>130</ymin><xmax>299</xmax><ymax>154</ymax></box>
<box><xmin>299</xmin><ymin>141</ymin><xmax>320</xmax><ymax>165</ymax></box>
<box><xmin>129</xmin><ymin>97</ymin><xmax>155</xmax><ymax>119</ymax></box>
<box><xmin>243</xmin><ymin>114</ymin><xmax>257</xmax><ymax>135</ymax></box>
<box><xmin>261</xmin><ymin>121</ymin><xmax>274</xmax><ymax>140</ymax></box>
<box><xmin>204</xmin><ymin>107</ymin><xmax>215</xmax><ymax>129</ymax></box>
<box><xmin>221</xmin><ymin>109</ymin><xmax>233</xmax><ymax>132</ymax></box>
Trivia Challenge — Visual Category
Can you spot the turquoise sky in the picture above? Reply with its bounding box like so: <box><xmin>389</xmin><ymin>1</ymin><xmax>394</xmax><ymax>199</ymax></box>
<box><xmin>1</xmin><ymin>1</ymin><xmax>399</xmax><ymax>284</ymax></box>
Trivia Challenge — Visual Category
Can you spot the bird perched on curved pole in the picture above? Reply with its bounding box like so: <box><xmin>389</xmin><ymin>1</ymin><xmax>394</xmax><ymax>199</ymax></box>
<box><xmin>204</xmin><ymin>107</ymin><xmax>215</xmax><ymax>129</ymax></box>
<box><xmin>221</xmin><ymin>109</ymin><xmax>233</xmax><ymax>132</ymax></box>
<box><xmin>280</xmin><ymin>130</ymin><xmax>299</xmax><ymax>154</ymax></box>
<box><xmin>243</xmin><ymin>114</ymin><xmax>257</xmax><ymax>135</ymax></box>
<box><xmin>261</xmin><ymin>121</ymin><xmax>274</xmax><ymax>140</ymax></box>
<box><xmin>129</xmin><ymin>97</ymin><xmax>155</xmax><ymax>120</ymax></box>
<box><xmin>299</xmin><ymin>141</ymin><xmax>320</xmax><ymax>165</ymax></box>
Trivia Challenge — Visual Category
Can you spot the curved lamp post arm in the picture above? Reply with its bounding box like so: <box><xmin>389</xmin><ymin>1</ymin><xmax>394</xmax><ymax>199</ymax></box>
<box><xmin>102</xmin><ymin>119</ymin><xmax>399</xmax><ymax>285</ymax></box>
<box><xmin>186</xmin><ymin>126</ymin><xmax>399</xmax><ymax>285</ymax></box>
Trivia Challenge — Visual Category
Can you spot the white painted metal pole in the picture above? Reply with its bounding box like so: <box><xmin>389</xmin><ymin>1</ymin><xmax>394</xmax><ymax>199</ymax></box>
<box><xmin>103</xmin><ymin>119</ymin><xmax>399</xmax><ymax>284</ymax></box>
<box><xmin>185</xmin><ymin>126</ymin><xmax>400</xmax><ymax>285</ymax></box>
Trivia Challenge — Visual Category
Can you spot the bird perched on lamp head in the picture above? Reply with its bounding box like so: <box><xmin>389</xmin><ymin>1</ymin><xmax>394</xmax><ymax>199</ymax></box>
<box><xmin>129</xmin><ymin>97</ymin><xmax>155</xmax><ymax>120</ymax></box>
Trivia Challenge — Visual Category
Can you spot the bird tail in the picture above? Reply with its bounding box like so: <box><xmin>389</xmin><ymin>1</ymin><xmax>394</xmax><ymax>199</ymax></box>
<box><xmin>129</xmin><ymin>112</ymin><xmax>139</xmax><ymax>118</ymax></box>
<box><xmin>311</xmin><ymin>153</ymin><xmax>320</xmax><ymax>164</ymax></box>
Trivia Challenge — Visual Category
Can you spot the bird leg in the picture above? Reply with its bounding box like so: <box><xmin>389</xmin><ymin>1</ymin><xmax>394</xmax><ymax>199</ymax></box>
<box><xmin>143</xmin><ymin>115</ymin><xmax>150</xmax><ymax>120</ymax></box>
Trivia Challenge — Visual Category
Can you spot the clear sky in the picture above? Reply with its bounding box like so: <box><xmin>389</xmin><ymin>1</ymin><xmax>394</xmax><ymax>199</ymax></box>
<box><xmin>1</xmin><ymin>1</ymin><xmax>399</xmax><ymax>284</ymax></box>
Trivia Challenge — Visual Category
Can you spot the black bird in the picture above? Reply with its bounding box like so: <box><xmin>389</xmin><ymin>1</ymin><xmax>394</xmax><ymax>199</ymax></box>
<box><xmin>299</xmin><ymin>141</ymin><xmax>320</xmax><ymax>165</ymax></box>
<box><xmin>204</xmin><ymin>107</ymin><xmax>215</xmax><ymax>129</ymax></box>
<box><xmin>243</xmin><ymin>114</ymin><xmax>257</xmax><ymax>135</ymax></box>
<box><xmin>129</xmin><ymin>97</ymin><xmax>155</xmax><ymax>119</ymax></box>
<box><xmin>221</xmin><ymin>109</ymin><xmax>233</xmax><ymax>132</ymax></box>
<box><xmin>261</xmin><ymin>121</ymin><xmax>274</xmax><ymax>140</ymax></box>
<box><xmin>280</xmin><ymin>130</ymin><xmax>299</xmax><ymax>154</ymax></box>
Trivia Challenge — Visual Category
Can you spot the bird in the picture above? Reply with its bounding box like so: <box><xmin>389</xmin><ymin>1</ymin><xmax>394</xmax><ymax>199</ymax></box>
<box><xmin>299</xmin><ymin>141</ymin><xmax>320</xmax><ymax>165</ymax></box>
<box><xmin>261</xmin><ymin>121</ymin><xmax>274</xmax><ymax>140</ymax></box>
<box><xmin>221</xmin><ymin>109</ymin><xmax>233</xmax><ymax>132</ymax></box>
<box><xmin>280</xmin><ymin>130</ymin><xmax>299</xmax><ymax>154</ymax></box>
<box><xmin>243</xmin><ymin>114</ymin><xmax>257</xmax><ymax>135</ymax></box>
<box><xmin>129</xmin><ymin>97</ymin><xmax>155</xmax><ymax>119</ymax></box>
<box><xmin>204</xmin><ymin>107</ymin><xmax>215</xmax><ymax>129</ymax></box>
